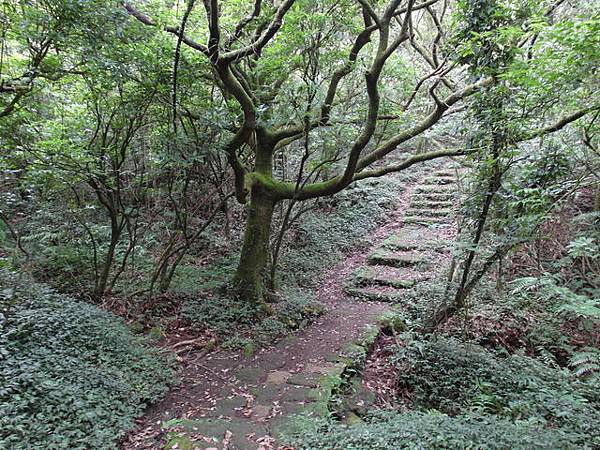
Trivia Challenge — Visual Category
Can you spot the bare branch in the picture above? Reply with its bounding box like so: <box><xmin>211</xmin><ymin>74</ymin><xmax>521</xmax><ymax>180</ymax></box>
<box><xmin>357</xmin><ymin>77</ymin><xmax>493</xmax><ymax>170</ymax></box>
<box><xmin>354</xmin><ymin>147</ymin><xmax>470</xmax><ymax>180</ymax></box>
<box><xmin>225</xmin><ymin>0</ymin><xmax>263</xmax><ymax>47</ymax></box>
<box><xmin>522</xmin><ymin>104</ymin><xmax>600</xmax><ymax>142</ymax></box>
<box><xmin>123</xmin><ymin>2</ymin><xmax>209</xmax><ymax>54</ymax></box>
<box><xmin>357</xmin><ymin>0</ymin><xmax>381</xmax><ymax>27</ymax></box>
<box><xmin>220</xmin><ymin>0</ymin><xmax>297</xmax><ymax>63</ymax></box>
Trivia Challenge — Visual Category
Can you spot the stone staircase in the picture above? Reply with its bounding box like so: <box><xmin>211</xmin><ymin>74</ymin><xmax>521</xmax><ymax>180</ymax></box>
<box><xmin>343</xmin><ymin>166</ymin><xmax>461</xmax><ymax>304</ymax></box>
<box><xmin>131</xmin><ymin>164</ymin><xmax>463</xmax><ymax>450</ymax></box>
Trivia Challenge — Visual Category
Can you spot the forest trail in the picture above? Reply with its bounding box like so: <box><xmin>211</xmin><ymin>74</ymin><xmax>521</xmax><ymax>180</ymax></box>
<box><xmin>123</xmin><ymin>164</ymin><xmax>461</xmax><ymax>450</ymax></box>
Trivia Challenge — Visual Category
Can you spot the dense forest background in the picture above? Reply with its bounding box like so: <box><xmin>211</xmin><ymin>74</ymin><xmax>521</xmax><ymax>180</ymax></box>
<box><xmin>0</xmin><ymin>0</ymin><xmax>599</xmax><ymax>449</ymax></box>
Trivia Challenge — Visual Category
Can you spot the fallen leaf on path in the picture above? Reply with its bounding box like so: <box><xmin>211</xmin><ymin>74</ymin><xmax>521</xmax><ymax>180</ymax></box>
<box><xmin>222</xmin><ymin>429</ymin><xmax>233</xmax><ymax>449</ymax></box>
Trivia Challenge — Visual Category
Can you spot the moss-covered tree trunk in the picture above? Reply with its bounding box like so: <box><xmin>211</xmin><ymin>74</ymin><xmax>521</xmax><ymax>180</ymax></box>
<box><xmin>233</xmin><ymin>184</ymin><xmax>276</xmax><ymax>304</ymax></box>
<box><xmin>233</xmin><ymin>134</ymin><xmax>278</xmax><ymax>304</ymax></box>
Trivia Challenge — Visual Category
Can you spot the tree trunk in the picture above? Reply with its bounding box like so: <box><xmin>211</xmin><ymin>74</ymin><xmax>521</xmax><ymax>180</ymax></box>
<box><xmin>233</xmin><ymin>184</ymin><xmax>276</xmax><ymax>304</ymax></box>
<box><xmin>94</xmin><ymin>220</ymin><xmax>120</xmax><ymax>300</ymax></box>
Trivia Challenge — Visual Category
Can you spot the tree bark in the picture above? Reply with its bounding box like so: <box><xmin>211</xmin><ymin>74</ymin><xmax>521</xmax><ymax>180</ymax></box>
<box><xmin>94</xmin><ymin>216</ymin><xmax>120</xmax><ymax>300</ymax></box>
<box><xmin>233</xmin><ymin>183</ymin><xmax>276</xmax><ymax>304</ymax></box>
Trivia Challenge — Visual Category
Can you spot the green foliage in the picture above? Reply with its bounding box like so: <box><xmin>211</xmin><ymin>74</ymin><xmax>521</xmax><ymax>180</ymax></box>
<box><xmin>290</xmin><ymin>409</ymin><xmax>590</xmax><ymax>450</ymax></box>
<box><xmin>168</xmin><ymin>166</ymin><xmax>414</xmax><ymax>346</ymax></box>
<box><xmin>567</xmin><ymin>236</ymin><xmax>599</xmax><ymax>259</ymax></box>
<box><xmin>453</xmin><ymin>0</ymin><xmax>535</xmax><ymax>75</ymax></box>
<box><xmin>181</xmin><ymin>286</ymin><xmax>322</xmax><ymax>348</ymax></box>
<box><xmin>291</xmin><ymin>326</ymin><xmax>600</xmax><ymax>450</ymax></box>
<box><xmin>0</xmin><ymin>271</ymin><xmax>174</xmax><ymax>450</ymax></box>
<box><xmin>289</xmin><ymin>333</ymin><xmax>598</xmax><ymax>448</ymax></box>
<box><xmin>504</xmin><ymin>8</ymin><xmax>600</xmax><ymax>113</ymax></box>
<box><xmin>393</xmin><ymin>336</ymin><xmax>600</xmax><ymax>442</ymax></box>
<box><xmin>510</xmin><ymin>275</ymin><xmax>600</xmax><ymax>319</ymax></box>
<box><xmin>169</xmin><ymin>254</ymin><xmax>239</xmax><ymax>296</ymax></box>
<box><xmin>570</xmin><ymin>347</ymin><xmax>600</xmax><ymax>382</ymax></box>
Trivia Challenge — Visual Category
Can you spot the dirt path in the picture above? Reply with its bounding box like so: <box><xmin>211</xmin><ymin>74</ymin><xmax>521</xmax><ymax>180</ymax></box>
<box><xmin>123</xmin><ymin>164</ymin><xmax>460</xmax><ymax>450</ymax></box>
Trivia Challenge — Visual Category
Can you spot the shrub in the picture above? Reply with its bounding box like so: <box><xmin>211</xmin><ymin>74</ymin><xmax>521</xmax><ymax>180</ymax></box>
<box><xmin>393</xmin><ymin>336</ymin><xmax>600</xmax><ymax>443</ymax></box>
<box><xmin>290</xmin><ymin>410</ymin><xmax>590</xmax><ymax>450</ymax></box>
<box><xmin>0</xmin><ymin>271</ymin><xmax>174</xmax><ymax>450</ymax></box>
<box><xmin>290</xmin><ymin>336</ymin><xmax>600</xmax><ymax>450</ymax></box>
<box><xmin>181</xmin><ymin>287</ymin><xmax>322</xmax><ymax>348</ymax></box>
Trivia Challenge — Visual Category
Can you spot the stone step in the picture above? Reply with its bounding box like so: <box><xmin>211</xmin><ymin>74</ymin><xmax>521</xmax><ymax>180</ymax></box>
<box><xmin>380</xmin><ymin>230</ymin><xmax>424</xmax><ymax>251</ymax></box>
<box><xmin>344</xmin><ymin>286</ymin><xmax>404</xmax><ymax>303</ymax></box>
<box><xmin>410</xmin><ymin>200</ymin><xmax>453</xmax><ymax>209</ymax></box>
<box><xmin>414</xmin><ymin>184</ymin><xmax>455</xmax><ymax>194</ymax></box>
<box><xmin>350</xmin><ymin>266</ymin><xmax>416</xmax><ymax>289</ymax></box>
<box><xmin>422</xmin><ymin>176</ymin><xmax>456</xmax><ymax>185</ymax></box>
<box><xmin>432</xmin><ymin>169</ymin><xmax>457</xmax><ymax>177</ymax></box>
<box><xmin>382</xmin><ymin>234</ymin><xmax>452</xmax><ymax>253</ymax></box>
<box><xmin>403</xmin><ymin>215</ymin><xmax>449</xmax><ymax>225</ymax></box>
<box><xmin>368</xmin><ymin>249</ymin><xmax>429</xmax><ymax>268</ymax></box>
<box><xmin>405</xmin><ymin>208</ymin><xmax>452</xmax><ymax>218</ymax></box>
<box><xmin>412</xmin><ymin>192</ymin><xmax>455</xmax><ymax>202</ymax></box>
<box><xmin>162</xmin><ymin>418</ymin><xmax>267</xmax><ymax>450</ymax></box>
<box><xmin>351</xmin><ymin>262</ymin><xmax>433</xmax><ymax>280</ymax></box>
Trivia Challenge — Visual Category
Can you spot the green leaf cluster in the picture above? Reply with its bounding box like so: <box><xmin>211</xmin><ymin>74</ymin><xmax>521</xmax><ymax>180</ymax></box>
<box><xmin>0</xmin><ymin>271</ymin><xmax>174</xmax><ymax>450</ymax></box>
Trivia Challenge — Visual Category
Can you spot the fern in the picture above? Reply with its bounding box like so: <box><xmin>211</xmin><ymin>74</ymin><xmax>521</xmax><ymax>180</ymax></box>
<box><xmin>571</xmin><ymin>211</ymin><xmax>600</xmax><ymax>225</ymax></box>
<box><xmin>509</xmin><ymin>276</ymin><xmax>540</xmax><ymax>294</ymax></box>
<box><xmin>535</xmin><ymin>345</ymin><xmax>560</xmax><ymax>369</ymax></box>
<box><xmin>511</xmin><ymin>275</ymin><xmax>600</xmax><ymax>318</ymax></box>
<box><xmin>566</xmin><ymin>237</ymin><xmax>598</xmax><ymax>259</ymax></box>
<box><xmin>570</xmin><ymin>348</ymin><xmax>600</xmax><ymax>381</ymax></box>
<box><xmin>559</xmin><ymin>298</ymin><xmax>600</xmax><ymax>318</ymax></box>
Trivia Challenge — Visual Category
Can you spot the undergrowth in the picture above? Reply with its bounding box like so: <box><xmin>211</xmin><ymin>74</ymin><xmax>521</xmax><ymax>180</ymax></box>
<box><xmin>180</xmin><ymin>287</ymin><xmax>323</xmax><ymax>350</ymax></box>
<box><xmin>291</xmin><ymin>410</ymin><xmax>592</xmax><ymax>450</ymax></box>
<box><xmin>290</xmin><ymin>336</ymin><xmax>600</xmax><ymax>450</ymax></box>
<box><xmin>170</xmin><ymin>170</ymin><xmax>418</xmax><ymax>348</ymax></box>
<box><xmin>0</xmin><ymin>271</ymin><xmax>174</xmax><ymax>450</ymax></box>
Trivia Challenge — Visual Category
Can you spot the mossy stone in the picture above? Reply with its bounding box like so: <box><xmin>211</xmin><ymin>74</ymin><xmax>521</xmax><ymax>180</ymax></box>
<box><xmin>282</xmin><ymin>386</ymin><xmax>321</xmax><ymax>403</ymax></box>
<box><xmin>262</xmin><ymin>353</ymin><xmax>289</xmax><ymax>370</ymax></box>
<box><xmin>148</xmin><ymin>326</ymin><xmax>164</xmax><ymax>340</ymax></box>
<box><xmin>345</xmin><ymin>384</ymin><xmax>377</xmax><ymax>415</ymax></box>
<box><xmin>163</xmin><ymin>418</ymin><xmax>267</xmax><ymax>450</ymax></box>
<box><xmin>381</xmin><ymin>234</ymin><xmax>420</xmax><ymax>251</ymax></box>
<box><xmin>250</xmin><ymin>383</ymin><xmax>282</xmax><ymax>403</ymax></box>
<box><xmin>422</xmin><ymin>176</ymin><xmax>455</xmax><ymax>185</ymax></box>
<box><xmin>350</xmin><ymin>267</ymin><xmax>417</xmax><ymax>290</ymax></box>
<box><xmin>341</xmin><ymin>342</ymin><xmax>367</xmax><ymax>361</ymax></box>
<box><xmin>287</xmin><ymin>372</ymin><xmax>321</xmax><ymax>388</ymax></box>
<box><xmin>344</xmin><ymin>286</ymin><xmax>404</xmax><ymax>303</ymax></box>
<box><xmin>368</xmin><ymin>249</ymin><xmax>429</xmax><ymax>268</ymax></box>
<box><xmin>377</xmin><ymin>312</ymin><xmax>408</xmax><ymax>333</ymax></box>
<box><xmin>343</xmin><ymin>411</ymin><xmax>364</xmax><ymax>425</ymax></box>
<box><xmin>412</xmin><ymin>192</ymin><xmax>453</xmax><ymax>202</ymax></box>
<box><xmin>269</xmin><ymin>413</ymin><xmax>321</xmax><ymax>443</ymax></box>
<box><xmin>163</xmin><ymin>434</ymin><xmax>196</xmax><ymax>450</ymax></box>
<box><xmin>236</xmin><ymin>366</ymin><xmax>264</xmax><ymax>383</ymax></box>
<box><xmin>128</xmin><ymin>321</ymin><xmax>144</xmax><ymax>334</ymax></box>
<box><xmin>410</xmin><ymin>200</ymin><xmax>453</xmax><ymax>209</ymax></box>
<box><xmin>324</xmin><ymin>352</ymin><xmax>353</xmax><ymax>365</ymax></box>
<box><xmin>405</xmin><ymin>208</ymin><xmax>452</xmax><ymax>218</ymax></box>
<box><xmin>403</xmin><ymin>215</ymin><xmax>446</xmax><ymax>225</ymax></box>
<box><xmin>414</xmin><ymin>183</ymin><xmax>454</xmax><ymax>192</ymax></box>
<box><xmin>207</xmin><ymin>396</ymin><xmax>247</xmax><ymax>417</ymax></box>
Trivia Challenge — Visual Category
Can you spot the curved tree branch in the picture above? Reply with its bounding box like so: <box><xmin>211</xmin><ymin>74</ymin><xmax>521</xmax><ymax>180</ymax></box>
<box><xmin>123</xmin><ymin>2</ymin><xmax>209</xmax><ymax>54</ymax></box>
<box><xmin>220</xmin><ymin>0</ymin><xmax>297</xmax><ymax>63</ymax></box>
